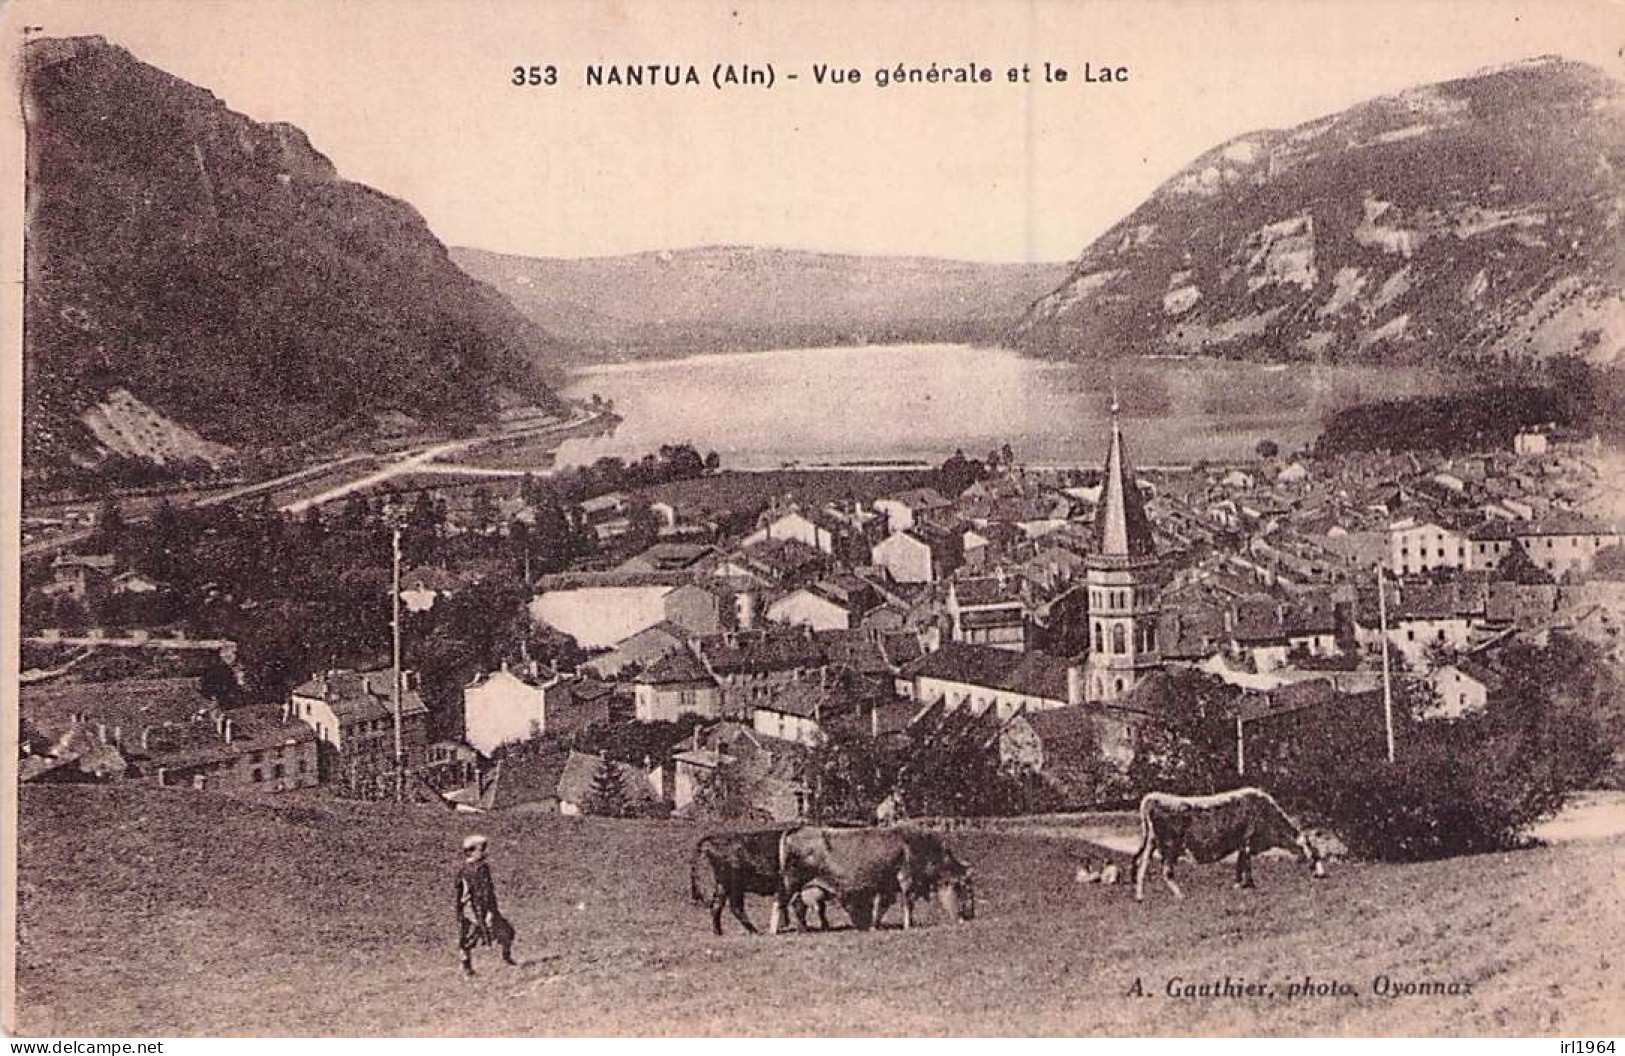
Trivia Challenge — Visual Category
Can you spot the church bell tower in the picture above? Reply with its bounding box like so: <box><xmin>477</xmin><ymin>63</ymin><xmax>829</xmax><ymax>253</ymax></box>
<box><xmin>1085</xmin><ymin>394</ymin><xmax>1161</xmax><ymax>703</ymax></box>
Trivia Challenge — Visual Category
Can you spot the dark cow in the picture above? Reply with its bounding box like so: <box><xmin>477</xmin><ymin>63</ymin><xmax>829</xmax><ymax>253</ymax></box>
<box><xmin>1132</xmin><ymin>787</ymin><xmax>1326</xmax><ymax>902</ymax></box>
<box><xmin>689</xmin><ymin>829</ymin><xmax>838</xmax><ymax>935</ymax></box>
<box><xmin>773</xmin><ymin>826</ymin><xmax>975</xmax><ymax>932</ymax></box>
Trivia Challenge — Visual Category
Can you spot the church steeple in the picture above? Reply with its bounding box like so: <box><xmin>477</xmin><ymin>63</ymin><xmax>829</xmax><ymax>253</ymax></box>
<box><xmin>1085</xmin><ymin>391</ymin><xmax>1162</xmax><ymax>705</ymax></box>
<box><xmin>1091</xmin><ymin>392</ymin><xmax>1158</xmax><ymax>565</ymax></box>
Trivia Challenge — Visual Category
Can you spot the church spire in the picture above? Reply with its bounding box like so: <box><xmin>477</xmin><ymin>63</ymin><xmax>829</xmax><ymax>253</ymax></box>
<box><xmin>1091</xmin><ymin>393</ymin><xmax>1157</xmax><ymax>564</ymax></box>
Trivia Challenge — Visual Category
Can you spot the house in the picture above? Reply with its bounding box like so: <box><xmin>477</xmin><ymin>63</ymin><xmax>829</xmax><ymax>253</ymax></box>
<box><xmin>144</xmin><ymin>702</ymin><xmax>321</xmax><ymax>793</ymax></box>
<box><xmin>945</xmin><ymin>573</ymin><xmax>1030</xmax><ymax>652</ymax></box>
<box><xmin>633</xmin><ymin>648</ymin><xmax>723</xmax><ymax>723</ymax></box>
<box><xmin>1513</xmin><ymin>430</ymin><xmax>1550</xmax><ymax>456</ymax></box>
<box><xmin>998</xmin><ymin>706</ymin><xmax>1103</xmax><ymax>802</ymax></box>
<box><xmin>1352</xmin><ymin>583</ymin><xmax>1474</xmax><ymax>670</ymax></box>
<box><xmin>751</xmin><ymin>678</ymin><xmax>840</xmax><ymax>747</ymax></box>
<box><xmin>872</xmin><ymin>527</ymin><xmax>961</xmax><ymax>585</ymax></box>
<box><xmin>554</xmin><ymin>750</ymin><xmax>661</xmax><ymax>815</ymax></box>
<box><xmin>766</xmin><ymin>576</ymin><xmax>877</xmax><ymax>632</ymax></box>
<box><xmin>581</xmin><ymin>621</ymin><xmax>691</xmax><ymax>680</ymax></box>
<box><xmin>672</xmin><ymin>723</ymin><xmax>811</xmax><ymax>820</ymax></box>
<box><xmin>110</xmin><ymin>570</ymin><xmax>162</xmax><ymax>596</ymax></box>
<box><xmin>398</xmin><ymin>566</ymin><xmax>464</xmax><ymax>613</ymax></box>
<box><xmin>20</xmin><ymin>679</ymin><xmax>319</xmax><ymax>792</ymax></box>
<box><xmin>1388</xmin><ymin>518</ymin><xmax>1470</xmax><ymax>576</ymax></box>
<box><xmin>1513</xmin><ymin>517</ymin><xmax>1622</xmax><ymax>580</ymax></box>
<box><xmin>909</xmin><ymin>641</ymin><xmax>1081</xmax><ymax>722</ymax></box>
<box><xmin>44</xmin><ymin>553</ymin><xmax>116</xmax><ymax>600</ymax></box>
<box><xmin>661</xmin><ymin>582</ymin><xmax>725</xmax><ymax>635</ymax></box>
<box><xmin>463</xmin><ymin>662</ymin><xmax>603</xmax><ymax>755</ymax></box>
<box><xmin>767</xmin><ymin>586</ymin><xmax>855</xmax><ymax>631</ymax></box>
<box><xmin>290</xmin><ymin>668</ymin><xmax>431</xmax><ymax>793</ymax></box>
<box><xmin>716</xmin><ymin>539</ymin><xmax>830</xmax><ymax>588</ymax></box>
<box><xmin>615</xmin><ymin>542</ymin><xmax>720</xmax><ymax>575</ymax></box>
<box><xmin>692</xmin><ymin>628</ymin><xmax>827</xmax><ymax>718</ymax></box>
<box><xmin>874</xmin><ymin>488</ymin><xmax>954</xmax><ymax>533</ymax></box>
<box><xmin>1431</xmin><ymin>659</ymin><xmax>1505</xmax><ymax>719</ymax></box>
<box><xmin>1275</xmin><ymin>462</ymin><xmax>1311</xmax><ymax>486</ymax></box>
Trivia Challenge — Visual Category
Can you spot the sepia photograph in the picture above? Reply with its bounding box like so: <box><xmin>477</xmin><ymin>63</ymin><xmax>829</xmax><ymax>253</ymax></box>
<box><xmin>3</xmin><ymin>0</ymin><xmax>1624</xmax><ymax>1038</ymax></box>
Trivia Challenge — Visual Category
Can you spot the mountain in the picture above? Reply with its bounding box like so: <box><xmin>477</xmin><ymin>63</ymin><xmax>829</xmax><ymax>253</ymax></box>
<box><xmin>451</xmin><ymin>245</ymin><xmax>1068</xmax><ymax>360</ymax></box>
<box><xmin>23</xmin><ymin>37</ymin><xmax>566</xmax><ymax>484</ymax></box>
<box><xmin>1015</xmin><ymin>57</ymin><xmax>1625</xmax><ymax>371</ymax></box>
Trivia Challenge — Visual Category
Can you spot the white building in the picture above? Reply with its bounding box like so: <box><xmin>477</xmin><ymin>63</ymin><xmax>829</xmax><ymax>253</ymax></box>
<box><xmin>463</xmin><ymin>664</ymin><xmax>574</xmax><ymax>755</ymax></box>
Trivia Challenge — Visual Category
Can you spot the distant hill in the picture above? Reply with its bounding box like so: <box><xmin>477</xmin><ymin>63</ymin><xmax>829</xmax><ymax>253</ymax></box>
<box><xmin>23</xmin><ymin>37</ymin><xmax>566</xmax><ymax>484</ymax></box>
<box><xmin>1015</xmin><ymin>57</ymin><xmax>1625</xmax><ymax>371</ymax></box>
<box><xmin>451</xmin><ymin>245</ymin><xmax>1069</xmax><ymax>360</ymax></box>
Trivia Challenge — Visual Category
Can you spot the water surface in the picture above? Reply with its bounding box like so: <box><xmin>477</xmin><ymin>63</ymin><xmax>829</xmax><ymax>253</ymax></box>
<box><xmin>557</xmin><ymin>344</ymin><xmax>1452</xmax><ymax>469</ymax></box>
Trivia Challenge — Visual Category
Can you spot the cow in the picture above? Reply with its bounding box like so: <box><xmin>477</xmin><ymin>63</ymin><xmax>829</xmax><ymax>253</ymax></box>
<box><xmin>772</xmin><ymin>826</ymin><xmax>975</xmax><ymax>933</ymax></box>
<box><xmin>1132</xmin><ymin>787</ymin><xmax>1326</xmax><ymax>902</ymax></box>
<box><xmin>689</xmin><ymin>829</ymin><xmax>841</xmax><ymax>935</ymax></box>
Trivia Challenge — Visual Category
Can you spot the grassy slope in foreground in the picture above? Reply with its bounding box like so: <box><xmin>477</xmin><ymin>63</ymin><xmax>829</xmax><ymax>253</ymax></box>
<box><xmin>15</xmin><ymin>785</ymin><xmax>1624</xmax><ymax>1036</ymax></box>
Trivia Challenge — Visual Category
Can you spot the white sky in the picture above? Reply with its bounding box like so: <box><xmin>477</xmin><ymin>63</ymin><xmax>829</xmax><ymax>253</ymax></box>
<box><xmin>11</xmin><ymin>0</ymin><xmax>1625</xmax><ymax>262</ymax></box>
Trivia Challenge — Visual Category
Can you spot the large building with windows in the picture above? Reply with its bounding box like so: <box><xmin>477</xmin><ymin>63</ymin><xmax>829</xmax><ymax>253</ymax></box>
<box><xmin>1084</xmin><ymin>408</ymin><xmax>1163</xmax><ymax>703</ymax></box>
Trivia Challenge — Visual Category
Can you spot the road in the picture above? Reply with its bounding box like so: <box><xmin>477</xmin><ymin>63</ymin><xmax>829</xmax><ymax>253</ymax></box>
<box><xmin>278</xmin><ymin>405</ymin><xmax>604</xmax><ymax>513</ymax></box>
<box><xmin>20</xmin><ymin>404</ymin><xmax>610</xmax><ymax>560</ymax></box>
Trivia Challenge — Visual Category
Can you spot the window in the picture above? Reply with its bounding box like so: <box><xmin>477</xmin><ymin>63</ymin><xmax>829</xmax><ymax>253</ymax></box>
<box><xmin>273</xmin><ymin>764</ymin><xmax>285</xmax><ymax>779</ymax></box>
<box><xmin>1112</xmin><ymin>624</ymin><xmax>1127</xmax><ymax>654</ymax></box>
<box><xmin>251</xmin><ymin>751</ymin><xmax>264</xmax><ymax>763</ymax></box>
<box><xmin>1093</xmin><ymin>624</ymin><xmax>1103</xmax><ymax>653</ymax></box>
<box><xmin>251</xmin><ymin>768</ymin><xmax>262</xmax><ymax>783</ymax></box>
<box><xmin>1406</xmin><ymin>629</ymin><xmax>1415</xmax><ymax>642</ymax></box>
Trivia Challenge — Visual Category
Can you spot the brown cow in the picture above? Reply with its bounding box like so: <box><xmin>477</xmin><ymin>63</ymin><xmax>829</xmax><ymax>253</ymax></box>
<box><xmin>772</xmin><ymin>826</ymin><xmax>975</xmax><ymax>932</ymax></box>
<box><xmin>1132</xmin><ymin>787</ymin><xmax>1326</xmax><ymax>901</ymax></box>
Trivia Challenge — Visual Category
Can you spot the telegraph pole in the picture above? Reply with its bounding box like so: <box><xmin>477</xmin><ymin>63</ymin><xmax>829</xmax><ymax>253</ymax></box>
<box><xmin>391</xmin><ymin>521</ymin><xmax>405</xmax><ymax>803</ymax></box>
<box><xmin>1377</xmin><ymin>564</ymin><xmax>1396</xmax><ymax>764</ymax></box>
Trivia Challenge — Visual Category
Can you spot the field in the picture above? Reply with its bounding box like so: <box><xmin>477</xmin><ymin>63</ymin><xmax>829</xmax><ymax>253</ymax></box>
<box><xmin>13</xmin><ymin>785</ymin><xmax>1624</xmax><ymax>1037</ymax></box>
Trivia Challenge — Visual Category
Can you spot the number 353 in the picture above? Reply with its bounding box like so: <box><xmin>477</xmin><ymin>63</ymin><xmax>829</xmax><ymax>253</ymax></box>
<box><xmin>511</xmin><ymin>65</ymin><xmax>558</xmax><ymax>86</ymax></box>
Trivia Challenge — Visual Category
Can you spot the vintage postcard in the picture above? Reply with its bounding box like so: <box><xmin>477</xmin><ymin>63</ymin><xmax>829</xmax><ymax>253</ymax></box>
<box><xmin>4</xmin><ymin>0</ymin><xmax>1624</xmax><ymax>1039</ymax></box>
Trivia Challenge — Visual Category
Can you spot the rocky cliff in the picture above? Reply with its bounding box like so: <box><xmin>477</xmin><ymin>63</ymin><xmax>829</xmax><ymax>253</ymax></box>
<box><xmin>1015</xmin><ymin>58</ymin><xmax>1625</xmax><ymax>371</ymax></box>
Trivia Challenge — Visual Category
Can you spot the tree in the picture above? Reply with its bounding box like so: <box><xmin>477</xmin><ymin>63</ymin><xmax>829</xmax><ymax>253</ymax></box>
<box><xmin>91</xmin><ymin>498</ymin><xmax>126</xmax><ymax>552</ymax></box>
<box><xmin>1497</xmin><ymin>544</ymin><xmax>1555</xmax><ymax>585</ymax></box>
<box><xmin>689</xmin><ymin>760</ymin><xmax>756</xmax><ymax>820</ymax></box>
<box><xmin>584</xmin><ymin>754</ymin><xmax>628</xmax><ymax>818</ymax></box>
<box><xmin>1255</xmin><ymin>438</ymin><xmax>1280</xmax><ymax>460</ymax></box>
<box><xmin>469</xmin><ymin>487</ymin><xmax>498</xmax><ymax>536</ymax></box>
<box><xmin>1125</xmin><ymin>669</ymin><xmax>1241</xmax><ymax>797</ymax></box>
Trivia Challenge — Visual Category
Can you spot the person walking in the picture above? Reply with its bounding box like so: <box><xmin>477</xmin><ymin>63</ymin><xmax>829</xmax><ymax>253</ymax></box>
<box><xmin>456</xmin><ymin>833</ymin><xmax>517</xmax><ymax>976</ymax></box>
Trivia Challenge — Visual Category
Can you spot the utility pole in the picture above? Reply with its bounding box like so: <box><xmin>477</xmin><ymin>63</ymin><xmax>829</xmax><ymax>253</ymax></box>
<box><xmin>1377</xmin><ymin>564</ymin><xmax>1396</xmax><ymax>764</ymax></box>
<box><xmin>391</xmin><ymin>521</ymin><xmax>405</xmax><ymax>803</ymax></box>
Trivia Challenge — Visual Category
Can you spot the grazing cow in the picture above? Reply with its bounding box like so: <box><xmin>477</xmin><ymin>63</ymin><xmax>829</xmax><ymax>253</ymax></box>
<box><xmin>689</xmin><ymin>829</ymin><xmax>835</xmax><ymax>935</ymax></box>
<box><xmin>1132</xmin><ymin>787</ymin><xmax>1326</xmax><ymax>902</ymax></box>
<box><xmin>773</xmin><ymin>826</ymin><xmax>975</xmax><ymax>932</ymax></box>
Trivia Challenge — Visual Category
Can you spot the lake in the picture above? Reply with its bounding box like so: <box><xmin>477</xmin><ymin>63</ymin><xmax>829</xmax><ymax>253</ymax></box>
<box><xmin>554</xmin><ymin>344</ymin><xmax>1453</xmax><ymax>469</ymax></box>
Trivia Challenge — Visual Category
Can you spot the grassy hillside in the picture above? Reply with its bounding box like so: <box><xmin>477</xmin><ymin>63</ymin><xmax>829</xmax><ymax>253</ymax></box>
<box><xmin>15</xmin><ymin>784</ymin><xmax>1623</xmax><ymax>1036</ymax></box>
<box><xmin>451</xmin><ymin>246</ymin><xmax>1069</xmax><ymax>361</ymax></box>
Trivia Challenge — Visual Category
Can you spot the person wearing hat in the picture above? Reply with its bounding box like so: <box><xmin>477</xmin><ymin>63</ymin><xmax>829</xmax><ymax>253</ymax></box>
<box><xmin>456</xmin><ymin>833</ymin><xmax>517</xmax><ymax>976</ymax></box>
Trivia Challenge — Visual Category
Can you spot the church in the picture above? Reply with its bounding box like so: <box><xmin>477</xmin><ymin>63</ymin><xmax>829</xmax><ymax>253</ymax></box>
<box><xmin>1084</xmin><ymin>403</ymin><xmax>1164</xmax><ymax>704</ymax></box>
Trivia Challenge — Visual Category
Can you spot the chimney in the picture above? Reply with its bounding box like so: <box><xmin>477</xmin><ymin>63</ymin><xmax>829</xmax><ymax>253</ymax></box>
<box><xmin>1067</xmin><ymin>665</ymin><xmax>1086</xmax><ymax>708</ymax></box>
<box><xmin>871</xmin><ymin>703</ymin><xmax>880</xmax><ymax>739</ymax></box>
<box><xmin>223</xmin><ymin>718</ymin><xmax>235</xmax><ymax>744</ymax></box>
<box><xmin>111</xmin><ymin>725</ymin><xmax>123</xmax><ymax>746</ymax></box>
<box><xmin>736</xmin><ymin>591</ymin><xmax>758</xmax><ymax>631</ymax></box>
<box><xmin>281</xmin><ymin>698</ymin><xmax>292</xmax><ymax>723</ymax></box>
<box><xmin>1223</xmin><ymin>608</ymin><xmax>1235</xmax><ymax>632</ymax></box>
<box><xmin>96</xmin><ymin>721</ymin><xmax>108</xmax><ymax>745</ymax></box>
<box><xmin>141</xmin><ymin>725</ymin><xmax>154</xmax><ymax>751</ymax></box>
<box><xmin>156</xmin><ymin>766</ymin><xmax>168</xmax><ymax>788</ymax></box>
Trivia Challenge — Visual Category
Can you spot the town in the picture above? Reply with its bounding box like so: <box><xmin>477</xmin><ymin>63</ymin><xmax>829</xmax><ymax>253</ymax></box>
<box><xmin>19</xmin><ymin>403</ymin><xmax>1625</xmax><ymax>833</ymax></box>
